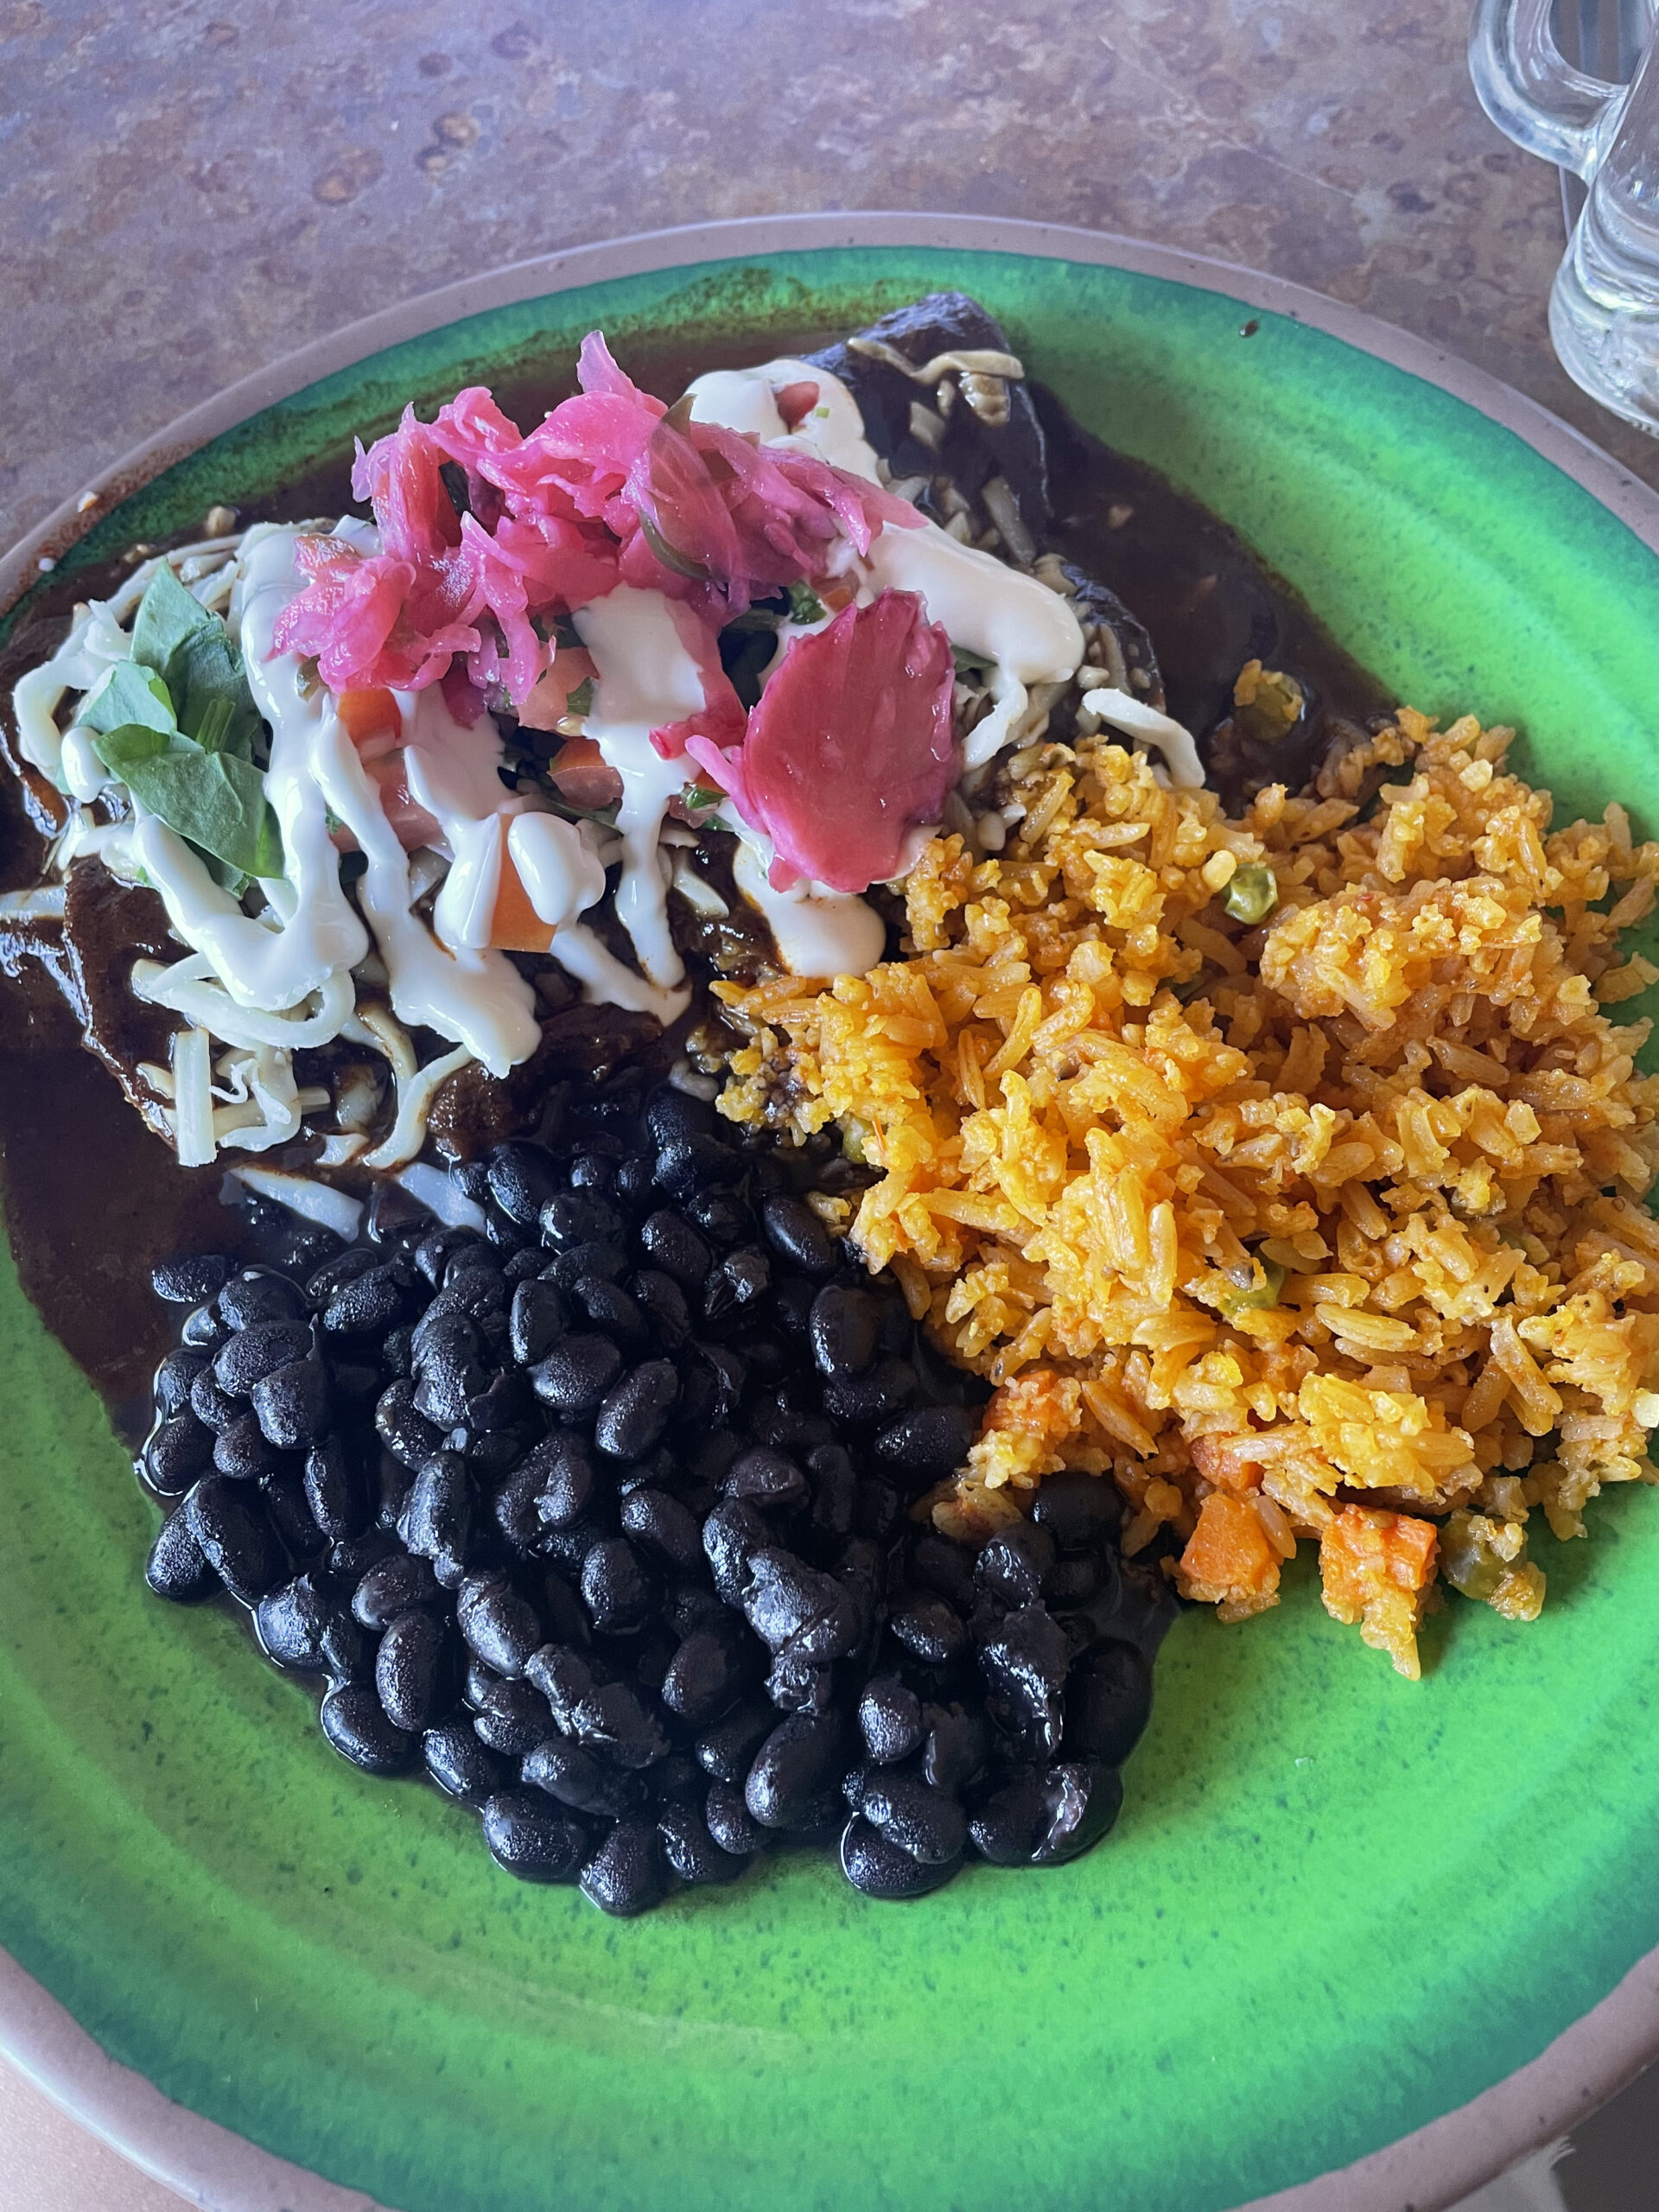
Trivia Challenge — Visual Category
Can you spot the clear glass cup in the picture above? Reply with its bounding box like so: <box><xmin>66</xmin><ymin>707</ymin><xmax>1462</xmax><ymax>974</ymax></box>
<box><xmin>1471</xmin><ymin>0</ymin><xmax>1659</xmax><ymax>431</ymax></box>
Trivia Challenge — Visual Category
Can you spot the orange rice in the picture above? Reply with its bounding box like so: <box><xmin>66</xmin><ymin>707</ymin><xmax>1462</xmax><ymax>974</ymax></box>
<box><xmin>712</xmin><ymin>709</ymin><xmax>1659</xmax><ymax>1676</ymax></box>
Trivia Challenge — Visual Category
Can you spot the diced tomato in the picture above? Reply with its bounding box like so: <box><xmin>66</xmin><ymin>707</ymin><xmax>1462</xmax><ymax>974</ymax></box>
<box><xmin>517</xmin><ymin>649</ymin><xmax>598</xmax><ymax>733</ymax></box>
<box><xmin>490</xmin><ymin>840</ymin><xmax>557</xmax><ymax>952</ymax></box>
<box><xmin>367</xmin><ymin>757</ymin><xmax>443</xmax><ymax>851</ymax></box>
<box><xmin>774</xmin><ymin>379</ymin><xmax>820</xmax><ymax>430</ymax></box>
<box><xmin>549</xmin><ymin>734</ymin><xmax>623</xmax><ymax>810</ymax></box>
<box><xmin>817</xmin><ymin>577</ymin><xmax>858</xmax><ymax>613</ymax></box>
<box><xmin>336</xmin><ymin>686</ymin><xmax>402</xmax><ymax>760</ymax></box>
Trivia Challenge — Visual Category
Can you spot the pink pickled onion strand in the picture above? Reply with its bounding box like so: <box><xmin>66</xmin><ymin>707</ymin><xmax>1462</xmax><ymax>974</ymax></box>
<box><xmin>273</xmin><ymin>332</ymin><xmax>918</xmax><ymax>704</ymax></box>
<box><xmin>684</xmin><ymin>589</ymin><xmax>957</xmax><ymax>895</ymax></box>
<box><xmin>649</xmin><ymin>600</ymin><xmax>748</xmax><ymax>761</ymax></box>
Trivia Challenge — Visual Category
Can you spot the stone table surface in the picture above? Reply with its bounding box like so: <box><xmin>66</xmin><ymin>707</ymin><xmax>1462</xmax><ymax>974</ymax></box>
<box><xmin>0</xmin><ymin>0</ymin><xmax>1656</xmax><ymax>2208</ymax></box>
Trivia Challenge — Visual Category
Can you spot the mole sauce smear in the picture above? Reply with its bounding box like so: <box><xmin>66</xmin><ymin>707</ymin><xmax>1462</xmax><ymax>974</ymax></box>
<box><xmin>0</xmin><ymin>337</ymin><xmax>1390</xmax><ymax>1440</ymax></box>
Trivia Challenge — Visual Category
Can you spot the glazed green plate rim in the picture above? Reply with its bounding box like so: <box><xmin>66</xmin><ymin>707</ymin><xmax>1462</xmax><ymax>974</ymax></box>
<box><xmin>6</xmin><ymin>212</ymin><xmax>1659</xmax><ymax>2212</ymax></box>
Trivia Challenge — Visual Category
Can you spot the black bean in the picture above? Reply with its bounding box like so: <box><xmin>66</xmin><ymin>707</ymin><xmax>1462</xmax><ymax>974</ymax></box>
<box><xmin>652</xmin><ymin>1133</ymin><xmax>743</xmax><ymax>1203</ymax></box>
<box><xmin>211</xmin><ymin>1412</ymin><xmax>283</xmax><ymax>1481</ymax></box>
<box><xmin>151</xmin><ymin>1251</ymin><xmax>232</xmax><ymax>1306</ymax></box>
<box><xmin>213</xmin><ymin>1319</ymin><xmax>313</xmax><ymax>1398</ymax></box>
<box><xmin>328</xmin><ymin>1528</ymin><xmax>397</xmax><ymax>1582</ymax></box>
<box><xmin>255</xmin><ymin>1573</ymin><xmax>336</xmax><ymax>1670</ymax></box>
<box><xmin>1043</xmin><ymin>1554</ymin><xmax>1104</xmax><ymax>1606</ymax></box>
<box><xmin>874</xmin><ymin>1404</ymin><xmax>978</xmax><ymax>1485</ymax></box>
<box><xmin>414</xmin><ymin>1226</ymin><xmax>476</xmax><ymax>1287</ymax></box>
<box><xmin>456</xmin><ymin>1574</ymin><xmax>543</xmax><ymax>1677</ymax></box>
<box><xmin>644</xmin><ymin>1086</ymin><xmax>716</xmax><ymax>1150</ymax></box>
<box><xmin>857</xmin><ymin>1674</ymin><xmax>925</xmax><ymax>1765</ymax></box>
<box><xmin>143</xmin><ymin>1412</ymin><xmax>213</xmax><ymax>1494</ymax></box>
<box><xmin>660</xmin><ymin>1619</ymin><xmax>756</xmax><ymax>1726</ymax></box>
<box><xmin>702</xmin><ymin>1498</ymin><xmax>766</xmax><ymax>1606</ymax></box>
<box><xmin>472</xmin><ymin>1676</ymin><xmax>556</xmax><ymax>1756</ymax></box>
<box><xmin>251</xmin><ymin>1357</ymin><xmax>333</xmax><ymax>1451</ymax></box>
<box><xmin>181</xmin><ymin>1302</ymin><xmax>230</xmax><ymax>1349</ymax></box>
<box><xmin>397</xmin><ymin>1451</ymin><xmax>474</xmax><ymax>1586</ymax></box>
<box><xmin>909</xmin><ymin>1533</ymin><xmax>976</xmax><ymax>1608</ymax></box>
<box><xmin>304</xmin><ymin>1245</ymin><xmax>381</xmax><ymax>1304</ymax></box>
<box><xmin>658</xmin><ymin>1801</ymin><xmax>746</xmax><ymax>1885</ymax></box>
<box><xmin>619</xmin><ymin>1488</ymin><xmax>703</xmax><ymax>1573</ymax></box>
<box><xmin>625</xmin><ymin>1268</ymin><xmax>690</xmax><ymax>1353</ymax></box>
<box><xmin>743</xmin><ymin>1549</ymin><xmax>864</xmax><ymax>1663</ymax></box>
<box><xmin>353</xmin><ymin>1550</ymin><xmax>439</xmax><ymax>1629</ymax></box>
<box><xmin>764</xmin><ymin>1651</ymin><xmax>836</xmax><ymax>1715</ymax></box>
<box><xmin>376</xmin><ymin>1609</ymin><xmax>452</xmax><ymax>1732</ymax></box>
<box><xmin>528</xmin><ymin>1333</ymin><xmax>623</xmax><ymax>1419</ymax></box>
<box><xmin>857</xmin><ymin>1770</ymin><xmax>968</xmax><ymax>1864</ymax></box>
<box><xmin>968</xmin><ymin>1767</ymin><xmax>1049</xmax><ymax>1866</ymax></box>
<box><xmin>374</xmin><ymin>1380</ymin><xmax>444</xmax><ymax>1470</ymax></box>
<box><xmin>823</xmin><ymin>1358</ymin><xmax>918</xmax><ymax>1427</ymax></box>
<box><xmin>921</xmin><ymin>1703</ymin><xmax>988</xmax><ymax>1795</ymax></box>
<box><xmin>855</xmin><ymin>1478</ymin><xmax>902</xmax><ymax>1545</ymax></box>
<box><xmin>686</xmin><ymin>1189</ymin><xmax>754</xmax><ymax>1246</ymax></box>
<box><xmin>580</xmin><ymin>1538</ymin><xmax>655</xmax><ymax>1636</ymax></box>
<box><xmin>508</xmin><ymin>1279</ymin><xmax>568</xmax><ymax>1366</ymax></box>
<box><xmin>321</xmin><ymin>1681</ymin><xmax>416</xmax><ymax>1775</ymax></box>
<box><xmin>1034</xmin><ymin>1759</ymin><xmax>1122</xmax><ymax>1865</ymax></box>
<box><xmin>581</xmin><ymin>1818</ymin><xmax>664</xmax><ymax>1916</ymax></box>
<box><xmin>482</xmin><ymin>1790</ymin><xmax>588</xmax><ymax>1881</ymax></box>
<box><xmin>571</xmin><ymin>1276</ymin><xmax>649</xmax><ymax>1353</ymax></box>
<box><xmin>840</xmin><ymin>1815</ymin><xmax>962</xmax><ymax>1899</ymax></box>
<box><xmin>526</xmin><ymin>1645</ymin><xmax>668</xmax><ymax>1768</ymax></box>
<box><xmin>183</xmin><ymin>1476</ymin><xmax>283</xmax><ymax>1602</ymax></box>
<box><xmin>539</xmin><ymin>1190</ymin><xmax>626</xmax><ymax>1251</ymax></box>
<box><xmin>978</xmin><ymin>1604</ymin><xmax>1070</xmax><ymax>1755</ymax></box>
<box><xmin>539</xmin><ymin>1239</ymin><xmax>629</xmax><ymax>1291</ymax></box>
<box><xmin>687</xmin><ymin>1341</ymin><xmax>747</xmax><ymax>1428</ymax></box>
<box><xmin>502</xmin><ymin>1243</ymin><xmax>552</xmax><ymax>1287</ymax></box>
<box><xmin>1030</xmin><ymin>1467</ymin><xmax>1123</xmax><ymax>1549</ymax></box>
<box><xmin>702</xmin><ymin>1779</ymin><xmax>762</xmax><ymax>1858</ymax></box>
<box><xmin>153</xmin><ymin>1346</ymin><xmax>208</xmax><ymax>1418</ymax></box>
<box><xmin>806</xmin><ymin>1444</ymin><xmax>857</xmax><ymax>1541</ymax></box>
<box><xmin>593</xmin><ymin>1358</ymin><xmax>678</xmax><ymax>1461</ymax></box>
<box><xmin>808</xmin><ymin>1285</ymin><xmax>880</xmax><ymax>1378</ymax></box>
<box><xmin>702</xmin><ymin>1245</ymin><xmax>771</xmax><ymax>1326</ymax></box>
<box><xmin>759</xmin><ymin>1195</ymin><xmax>838</xmax><ymax>1277</ymax></box>
<box><xmin>302</xmin><ymin>1436</ymin><xmax>369</xmax><ymax>1541</ymax></box>
<box><xmin>745</xmin><ymin>1712</ymin><xmax>845</xmax><ymax>1829</ymax></box>
<box><xmin>512</xmin><ymin>1432</ymin><xmax>594</xmax><ymax>1532</ymax></box>
<box><xmin>696</xmin><ymin>1694</ymin><xmax>775</xmax><ymax>1783</ymax></box>
<box><xmin>522</xmin><ymin>1738</ymin><xmax>642</xmax><ymax>1819</ymax></box>
<box><xmin>217</xmin><ymin>1270</ymin><xmax>306</xmax><ymax>1331</ymax></box>
<box><xmin>259</xmin><ymin>1467</ymin><xmax>327</xmax><ymax>1561</ymax></box>
<box><xmin>723</xmin><ymin>1446</ymin><xmax>809</xmax><ymax>1511</ymax></box>
<box><xmin>487</xmin><ymin>1140</ymin><xmax>564</xmax><ymax>1226</ymax></box>
<box><xmin>637</xmin><ymin>1209</ymin><xmax>713</xmax><ymax>1289</ymax></box>
<box><xmin>321</xmin><ymin>1264</ymin><xmax>406</xmax><ymax>1338</ymax></box>
<box><xmin>1063</xmin><ymin>1642</ymin><xmax>1152</xmax><ymax>1765</ymax></box>
<box><xmin>423</xmin><ymin>1723</ymin><xmax>510</xmax><ymax>1806</ymax></box>
<box><xmin>975</xmin><ymin>1522</ymin><xmax>1057</xmax><ymax>1609</ymax></box>
<box><xmin>887</xmin><ymin>1591</ymin><xmax>966</xmax><ymax>1668</ymax></box>
<box><xmin>145</xmin><ymin>1504</ymin><xmax>217</xmax><ymax>1601</ymax></box>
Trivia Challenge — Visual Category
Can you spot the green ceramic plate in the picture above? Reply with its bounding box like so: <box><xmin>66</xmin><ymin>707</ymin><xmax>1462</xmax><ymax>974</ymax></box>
<box><xmin>5</xmin><ymin>219</ymin><xmax>1659</xmax><ymax>2212</ymax></box>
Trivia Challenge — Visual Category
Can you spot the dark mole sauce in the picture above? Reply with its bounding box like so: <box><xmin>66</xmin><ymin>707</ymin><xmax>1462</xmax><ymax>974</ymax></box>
<box><xmin>0</xmin><ymin>332</ymin><xmax>1392</xmax><ymax>1440</ymax></box>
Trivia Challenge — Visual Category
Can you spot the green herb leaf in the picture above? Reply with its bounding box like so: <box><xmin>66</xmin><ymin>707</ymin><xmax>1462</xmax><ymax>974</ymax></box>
<box><xmin>786</xmin><ymin>580</ymin><xmax>828</xmax><ymax>625</ymax></box>
<box><xmin>563</xmin><ymin>677</ymin><xmax>594</xmax><ymax>719</ymax></box>
<box><xmin>91</xmin><ymin>724</ymin><xmax>283</xmax><ymax>880</ymax></box>
<box><xmin>952</xmin><ymin>641</ymin><xmax>994</xmax><ymax>677</ymax></box>
<box><xmin>130</xmin><ymin>563</ymin><xmax>262</xmax><ymax>759</ymax></box>
<box><xmin>683</xmin><ymin>784</ymin><xmax>725</xmax><ymax>811</ymax></box>
<box><xmin>1217</xmin><ymin>1257</ymin><xmax>1287</xmax><ymax>1320</ymax></box>
<box><xmin>79</xmin><ymin>663</ymin><xmax>175</xmax><ymax>738</ymax></box>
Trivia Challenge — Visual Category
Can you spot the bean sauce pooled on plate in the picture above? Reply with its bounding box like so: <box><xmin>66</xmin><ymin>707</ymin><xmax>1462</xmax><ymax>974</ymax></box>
<box><xmin>140</xmin><ymin>1082</ymin><xmax>1176</xmax><ymax>1910</ymax></box>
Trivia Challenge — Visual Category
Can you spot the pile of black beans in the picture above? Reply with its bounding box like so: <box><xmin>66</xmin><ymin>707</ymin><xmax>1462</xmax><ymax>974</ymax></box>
<box><xmin>139</xmin><ymin>1083</ymin><xmax>1174</xmax><ymax>1913</ymax></box>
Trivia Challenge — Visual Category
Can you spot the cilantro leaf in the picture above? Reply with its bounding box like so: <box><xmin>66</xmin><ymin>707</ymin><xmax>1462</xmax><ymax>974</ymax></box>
<box><xmin>80</xmin><ymin>662</ymin><xmax>175</xmax><ymax>738</ymax></box>
<box><xmin>130</xmin><ymin>563</ymin><xmax>263</xmax><ymax>759</ymax></box>
<box><xmin>563</xmin><ymin>677</ymin><xmax>594</xmax><ymax>719</ymax></box>
<box><xmin>952</xmin><ymin>642</ymin><xmax>994</xmax><ymax>677</ymax></box>
<box><xmin>786</xmin><ymin>580</ymin><xmax>828</xmax><ymax>625</ymax></box>
<box><xmin>91</xmin><ymin>723</ymin><xmax>284</xmax><ymax>880</ymax></box>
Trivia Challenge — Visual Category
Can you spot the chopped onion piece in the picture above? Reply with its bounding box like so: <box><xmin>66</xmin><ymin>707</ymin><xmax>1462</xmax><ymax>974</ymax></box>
<box><xmin>395</xmin><ymin>1161</ymin><xmax>487</xmax><ymax>1233</ymax></box>
<box><xmin>170</xmin><ymin>1027</ymin><xmax>217</xmax><ymax>1166</ymax></box>
<box><xmin>130</xmin><ymin>956</ymin><xmax>354</xmax><ymax>1051</ymax></box>
<box><xmin>226</xmin><ymin>1166</ymin><xmax>364</xmax><ymax>1243</ymax></box>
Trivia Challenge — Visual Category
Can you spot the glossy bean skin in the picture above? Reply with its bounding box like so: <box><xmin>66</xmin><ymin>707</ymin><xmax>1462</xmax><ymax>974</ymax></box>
<box><xmin>137</xmin><ymin>1079</ymin><xmax>1169</xmax><ymax>1912</ymax></box>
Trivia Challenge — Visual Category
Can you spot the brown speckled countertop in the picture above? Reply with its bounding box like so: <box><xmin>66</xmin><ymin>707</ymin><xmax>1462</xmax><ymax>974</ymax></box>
<box><xmin>3</xmin><ymin>4</ymin><xmax>1656</xmax><ymax>2209</ymax></box>
<box><xmin>3</xmin><ymin>0</ymin><xmax>1657</xmax><ymax>560</ymax></box>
